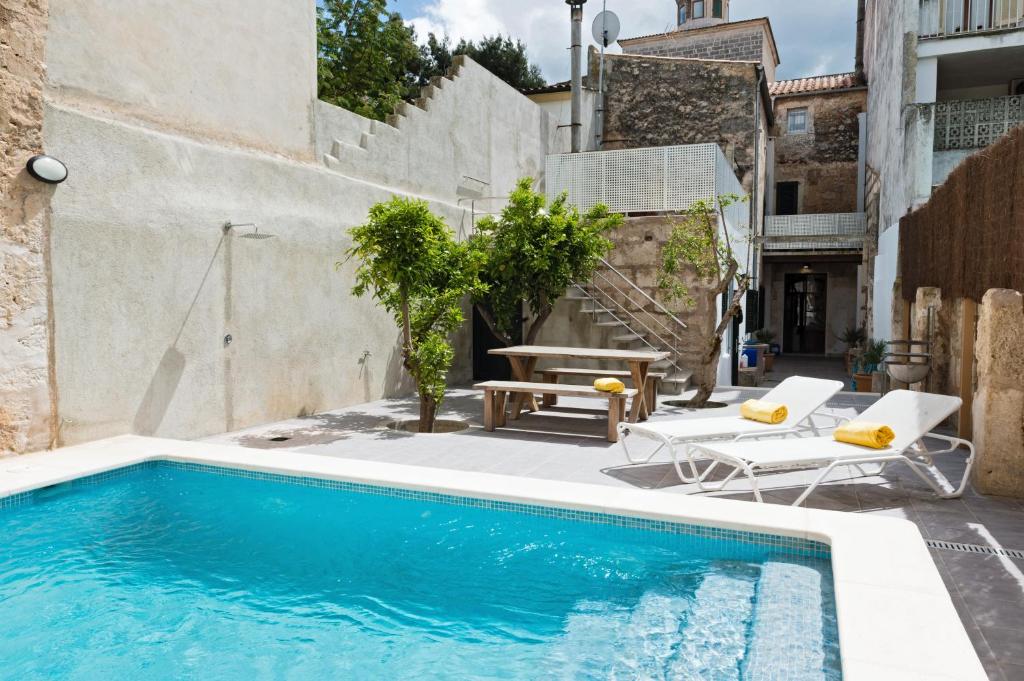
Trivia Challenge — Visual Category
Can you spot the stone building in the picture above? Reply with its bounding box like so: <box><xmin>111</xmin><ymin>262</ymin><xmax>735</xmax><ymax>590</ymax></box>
<box><xmin>761</xmin><ymin>73</ymin><xmax>869</xmax><ymax>357</ymax></box>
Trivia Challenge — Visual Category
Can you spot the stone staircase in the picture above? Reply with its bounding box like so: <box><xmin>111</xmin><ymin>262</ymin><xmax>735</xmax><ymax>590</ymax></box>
<box><xmin>321</xmin><ymin>61</ymin><xmax>465</xmax><ymax>175</ymax></box>
<box><xmin>565</xmin><ymin>260</ymin><xmax>693</xmax><ymax>395</ymax></box>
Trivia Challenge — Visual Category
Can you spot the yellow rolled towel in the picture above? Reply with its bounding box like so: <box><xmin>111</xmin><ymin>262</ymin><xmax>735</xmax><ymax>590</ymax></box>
<box><xmin>740</xmin><ymin>399</ymin><xmax>788</xmax><ymax>425</ymax></box>
<box><xmin>594</xmin><ymin>378</ymin><xmax>626</xmax><ymax>394</ymax></box>
<box><xmin>834</xmin><ymin>421</ymin><xmax>896</xmax><ymax>449</ymax></box>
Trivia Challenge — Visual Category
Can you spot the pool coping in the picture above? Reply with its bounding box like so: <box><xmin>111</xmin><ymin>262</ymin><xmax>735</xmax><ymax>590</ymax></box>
<box><xmin>0</xmin><ymin>435</ymin><xmax>986</xmax><ymax>681</ymax></box>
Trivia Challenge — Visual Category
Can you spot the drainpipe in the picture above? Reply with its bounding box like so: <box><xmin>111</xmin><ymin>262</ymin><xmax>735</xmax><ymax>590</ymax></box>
<box><xmin>751</xmin><ymin>65</ymin><xmax>765</xmax><ymax>285</ymax></box>
<box><xmin>855</xmin><ymin>0</ymin><xmax>866</xmax><ymax>81</ymax></box>
<box><xmin>567</xmin><ymin>0</ymin><xmax>587</xmax><ymax>153</ymax></box>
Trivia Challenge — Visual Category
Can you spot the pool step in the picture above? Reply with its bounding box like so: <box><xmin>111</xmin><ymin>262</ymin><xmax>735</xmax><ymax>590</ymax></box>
<box><xmin>742</xmin><ymin>562</ymin><xmax>833</xmax><ymax>680</ymax></box>
<box><xmin>665</xmin><ymin>571</ymin><xmax>758</xmax><ymax>679</ymax></box>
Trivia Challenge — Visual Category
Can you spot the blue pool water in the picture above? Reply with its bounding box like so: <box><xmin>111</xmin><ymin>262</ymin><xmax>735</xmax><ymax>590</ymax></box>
<box><xmin>0</xmin><ymin>463</ymin><xmax>841</xmax><ymax>680</ymax></box>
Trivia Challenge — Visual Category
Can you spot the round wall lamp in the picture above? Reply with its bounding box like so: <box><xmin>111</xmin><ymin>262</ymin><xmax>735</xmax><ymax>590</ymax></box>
<box><xmin>26</xmin><ymin>155</ymin><xmax>69</xmax><ymax>184</ymax></box>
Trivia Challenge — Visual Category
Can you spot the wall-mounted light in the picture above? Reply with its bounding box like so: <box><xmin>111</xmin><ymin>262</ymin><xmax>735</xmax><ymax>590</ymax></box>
<box><xmin>800</xmin><ymin>264</ymin><xmax>813</xmax><ymax>274</ymax></box>
<box><xmin>26</xmin><ymin>155</ymin><xmax>69</xmax><ymax>184</ymax></box>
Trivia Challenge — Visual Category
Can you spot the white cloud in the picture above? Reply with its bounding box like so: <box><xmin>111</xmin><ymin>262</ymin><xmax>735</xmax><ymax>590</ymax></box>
<box><xmin>406</xmin><ymin>0</ymin><xmax>857</xmax><ymax>83</ymax></box>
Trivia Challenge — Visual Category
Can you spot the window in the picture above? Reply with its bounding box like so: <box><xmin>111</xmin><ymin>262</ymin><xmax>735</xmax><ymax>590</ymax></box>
<box><xmin>776</xmin><ymin>182</ymin><xmax>799</xmax><ymax>216</ymax></box>
<box><xmin>713</xmin><ymin>0</ymin><xmax>724</xmax><ymax>18</ymax></box>
<box><xmin>678</xmin><ymin>5</ymin><xmax>687</xmax><ymax>24</ymax></box>
<box><xmin>787</xmin><ymin>108</ymin><xmax>808</xmax><ymax>134</ymax></box>
<box><xmin>693</xmin><ymin>1</ymin><xmax>705</xmax><ymax>19</ymax></box>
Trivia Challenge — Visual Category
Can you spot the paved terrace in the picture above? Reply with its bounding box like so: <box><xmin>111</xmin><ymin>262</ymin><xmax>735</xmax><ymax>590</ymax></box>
<box><xmin>204</xmin><ymin>387</ymin><xmax>1024</xmax><ymax>681</ymax></box>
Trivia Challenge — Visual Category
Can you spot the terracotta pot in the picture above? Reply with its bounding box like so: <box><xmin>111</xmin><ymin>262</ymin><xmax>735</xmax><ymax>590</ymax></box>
<box><xmin>764</xmin><ymin>353</ymin><xmax>774</xmax><ymax>372</ymax></box>
<box><xmin>853</xmin><ymin>373</ymin><xmax>873</xmax><ymax>392</ymax></box>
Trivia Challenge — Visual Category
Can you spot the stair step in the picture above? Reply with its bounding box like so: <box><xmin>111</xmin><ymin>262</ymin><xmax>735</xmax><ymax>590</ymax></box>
<box><xmin>611</xmin><ymin>333</ymin><xmax>646</xmax><ymax>343</ymax></box>
<box><xmin>331</xmin><ymin>139</ymin><xmax>369</xmax><ymax>158</ymax></box>
<box><xmin>595</xmin><ymin>320</ymin><xmax>625</xmax><ymax>328</ymax></box>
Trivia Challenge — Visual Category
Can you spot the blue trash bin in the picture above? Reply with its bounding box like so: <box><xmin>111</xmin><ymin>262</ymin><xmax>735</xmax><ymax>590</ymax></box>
<box><xmin>742</xmin><ymin>346</ymin><xmax>759</xmax><ymax>368</ymax></box>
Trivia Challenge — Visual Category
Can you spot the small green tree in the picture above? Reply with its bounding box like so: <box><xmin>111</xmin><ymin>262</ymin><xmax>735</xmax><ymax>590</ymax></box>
<box><xmin>346</xmin><ymin>197</ymin><xmax>485</xmax><ymax>432</ymax></box>
<box><xmin>471</xmin><ymin>178</ymin><xmax>622</xmax><ymax>346</ymax></box>
<box><xmin>317</xmin><ymin>0</ymin><xmax>421</xmax><ymax>121</ymax></box>
<box><xmin>658</xmin><ymin>195</ymin><xmax>750</xmax><ymax>407</ymax></box>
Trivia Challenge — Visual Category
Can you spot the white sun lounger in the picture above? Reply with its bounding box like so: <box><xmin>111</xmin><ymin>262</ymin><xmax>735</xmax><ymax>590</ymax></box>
<box><xmin>685</xmin><ymin>390</ymin><xmax>975</xmax><ymax>506</ymax></box>
<box><xmin>617</xmin><ymin>376</ymin><xmax>846</xmax><ymax>485</ymax></box>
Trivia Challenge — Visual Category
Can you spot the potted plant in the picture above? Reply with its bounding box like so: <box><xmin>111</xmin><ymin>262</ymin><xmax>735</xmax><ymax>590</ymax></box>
<box><xmin>853</xmin><ymin>338</ymin><xmax>887</xmax><ymax>392</ymax></box>
<box><xmin>838</xmin><ymin>325</ymin><xmax>867</xmax><ymax>375</ymax></box>
<box><xmin>754</xmin><ymin>328</ymin><xmax>776</xmax><ymax>371</ymax></box>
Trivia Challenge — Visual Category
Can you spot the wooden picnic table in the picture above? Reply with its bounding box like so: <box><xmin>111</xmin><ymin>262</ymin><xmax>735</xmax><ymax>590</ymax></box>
<box><xmin>488</xmin><ymin>345</ymin><xmax>670</xmax><ymax>423</ymax></box>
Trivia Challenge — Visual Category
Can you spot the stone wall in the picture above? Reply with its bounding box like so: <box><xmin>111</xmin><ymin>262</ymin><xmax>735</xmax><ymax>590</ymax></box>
<box><xmin>773</xmin><ymin>88</ymin><xmax>867</xmax><ymax>214</ymax></box>
<box><xmin>0</xmin><ymin>0</ymin><xmax>55</xmax><ymax>455</ymax></box>
<box><xmin>620</xmin><ymin>20</ymin><xmax>777</xmax><ymax>82</ymax></box>
<box><xmin>599</xmin><ymin>52</ymin><xmax>762</xmax><ymax>193</ymax></box>
<box><xmin>972</xmin><ymin>289</ymin><xmax>1024</xmax><ymax>497</ymax></box>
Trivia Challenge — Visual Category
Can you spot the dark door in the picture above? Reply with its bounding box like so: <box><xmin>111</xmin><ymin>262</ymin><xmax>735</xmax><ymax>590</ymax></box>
<box><xmin>472</xmin><ymin>304</ymin><xmax>521</xmax><ymax>381</ymax></box>
<box><xmin>783</xmin><ymin>274</ymin><xmax>827</xmax><ymax>354</ymax></box>
<box><xmin>776</xmin><ymin>182</ymin><xmax>799</xmax><ymax>216</ymax></box>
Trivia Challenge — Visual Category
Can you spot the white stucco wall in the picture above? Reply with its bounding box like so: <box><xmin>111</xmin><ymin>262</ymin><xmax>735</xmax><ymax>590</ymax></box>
<box><xmin>39</xmin><ymin>1</ymin><xmax>566</xmax><ymax>445</ymax></box>
<box><xmin>873</xmin><ymin>222</ymin><xmax>901</xmax><ymax>343</ymax></box>
<box><xmin>46</xmin><ymin>0</ymin><xmax>317</xmax><ymax>159</ymax></box>
<box><xmin>864</xmin><ymin>0</ymin><xmax>921</xmax><ymax>231</ymax></box>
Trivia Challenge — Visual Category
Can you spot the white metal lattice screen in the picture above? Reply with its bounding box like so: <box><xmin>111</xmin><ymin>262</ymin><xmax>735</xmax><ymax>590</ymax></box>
<box><xmin>545</xmin><ymin>144</ymin><xmax>721</xmax><ymax>214</ymax></box>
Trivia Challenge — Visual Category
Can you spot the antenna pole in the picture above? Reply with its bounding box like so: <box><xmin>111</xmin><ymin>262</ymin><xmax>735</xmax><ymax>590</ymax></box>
<box><xmin>568</xmin><ymin>1</ymin><xmax>586</xmax><ymax>153</ymax></box>
<box><xmin>596</xmin><ymin>0</ymin><xmax>607</xmax><ymax>150</ymax></box>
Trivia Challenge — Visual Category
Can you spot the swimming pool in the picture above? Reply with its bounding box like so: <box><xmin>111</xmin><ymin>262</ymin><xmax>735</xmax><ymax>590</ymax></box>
<box><xmin>1</xmin><ymin>460</ymin><xmax>841</xmax><ymax>679</ymax></box>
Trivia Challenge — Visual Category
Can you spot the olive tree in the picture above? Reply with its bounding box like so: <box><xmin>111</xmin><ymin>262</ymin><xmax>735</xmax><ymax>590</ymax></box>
<box><xmin>346</xmin><ymin>197</ymin><xmax>484</xmax><ymax>432</ymax></box>
<box><xmin>658</xmin><ymin>195</ymin><xmax>750</xmax><ymax>407</ymax></box>
<box><xmin>471</xmin><ymin>178</ymin><xmax>622</xmax><ymax>346</ymax></box>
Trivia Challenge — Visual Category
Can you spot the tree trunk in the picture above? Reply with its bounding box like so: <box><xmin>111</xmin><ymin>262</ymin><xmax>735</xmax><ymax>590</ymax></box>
<box><xmin>474</xmin><ymin>303</ymin><xmax>514</xmax><ymax>347</ymax></box>
<box><xmin>418</xmin><ymin>394</ymin><xmax>438</xmax><ymax>433</ymax></box>
<box><xmin>524</xmin><ymin>302</ymin><xmax>553</xmax><ymax>345</ymax></box>
<box><xmin>688</xmin><ymin>335</ymin><xmax>723</xmax><ymax>407</ymax></box>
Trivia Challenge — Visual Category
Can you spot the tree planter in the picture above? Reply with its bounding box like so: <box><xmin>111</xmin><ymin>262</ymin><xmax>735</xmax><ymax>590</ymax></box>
<box><xmin>764</xmin><ymin>352</ymin><xmax>775</xmax><ymax>372</ymax></box>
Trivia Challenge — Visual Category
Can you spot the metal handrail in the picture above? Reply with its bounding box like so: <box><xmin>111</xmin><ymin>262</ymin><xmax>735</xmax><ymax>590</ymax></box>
<box><xmin>597</xmin><ymin>258</ymin><xmax>688</xmax><ymax>329</ymax></box>
<box><xmin>572</xmin><ymin>283</ymin><xmax>685</xmax><ymax>374</ymax></box>
<box><xmin>590</xmin><ymin>271</ymin><xmax>684</xmax><ymax>344</ymax></box>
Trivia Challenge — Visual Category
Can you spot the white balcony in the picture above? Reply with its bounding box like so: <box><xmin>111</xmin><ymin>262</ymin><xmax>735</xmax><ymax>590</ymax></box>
<box><xmin>545</xmin><ymin>143</ymin><xmax>743</xmax><ymax>216</ymax></box>
<box><xmin>763</xmin><ymin>213</ymin><xmax>867</xmax><ymax>252</ymax></box>
<box><xmin>920</xmin><ymin>0</ymin><xmax>1024</xmax><ymax>38</ymax></box>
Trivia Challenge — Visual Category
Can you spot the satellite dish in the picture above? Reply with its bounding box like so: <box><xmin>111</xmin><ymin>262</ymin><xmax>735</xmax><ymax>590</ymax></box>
<box><xmin>592</xmin><ymin>10</ymin><xmax>621</xmax><ymax>47</ymax></box>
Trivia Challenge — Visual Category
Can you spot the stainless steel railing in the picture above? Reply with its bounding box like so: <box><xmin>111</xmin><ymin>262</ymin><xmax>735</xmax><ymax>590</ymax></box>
<box><xmin>919</xmin><ymin>0</ymin><xmax>1024</xmax><ymax>37</ymax></box>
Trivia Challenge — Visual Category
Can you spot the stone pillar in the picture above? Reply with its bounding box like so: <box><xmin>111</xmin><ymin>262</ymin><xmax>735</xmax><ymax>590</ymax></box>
<box><xmin>972</xmin><ymin>289</ymin><xmax>1024</xmax><ymax>498</ymax></box>
<box><xmin>0</xmin><ymin>1</ymin><xmax>56</xmax><ymax>455</ymax></box>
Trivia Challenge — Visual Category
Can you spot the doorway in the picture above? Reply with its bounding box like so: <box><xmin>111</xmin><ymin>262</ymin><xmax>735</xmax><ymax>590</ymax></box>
<box><xmin>472</xmin><ymin>304</ymin><xmax>521</xmax><ymax>380</ymax></box>
<box><xmin>784</xmin><ymin>273</ymin><xmax>827</xmax><ymax>354</ymax></box>
<box><xmin>775</xmin><ymin>182</ymin><xmax>799</xmax><ymax>216</ymax></box>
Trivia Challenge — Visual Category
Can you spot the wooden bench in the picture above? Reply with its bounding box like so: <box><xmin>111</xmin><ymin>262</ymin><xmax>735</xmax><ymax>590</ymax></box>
<box><xmin>474</xmin><ymin>381</ymin><xmax>638</xmax><ymax>443</ymax></box>
<box><xmin>535</xmin><ymin>368</ymin><xmax>666</xmax><ymax>411</ymax></box>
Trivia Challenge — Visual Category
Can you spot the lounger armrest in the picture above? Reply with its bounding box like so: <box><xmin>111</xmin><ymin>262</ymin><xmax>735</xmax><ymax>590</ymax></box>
<box><xmin>913</xmin><ymin>431</ymin><xmax>975</xmax><ymax>457</ymax></box>
<box><xmin>730</xmin><ymin>428</ymin><xmax>803</xmax><ymax>442</ymax></box>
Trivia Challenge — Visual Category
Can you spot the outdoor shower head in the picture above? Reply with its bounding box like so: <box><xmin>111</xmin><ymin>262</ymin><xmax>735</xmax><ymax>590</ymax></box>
<box><xmin>223</xmin><ymin>221</ymin><xmax>276</xmax><ymax>240</ymax></box>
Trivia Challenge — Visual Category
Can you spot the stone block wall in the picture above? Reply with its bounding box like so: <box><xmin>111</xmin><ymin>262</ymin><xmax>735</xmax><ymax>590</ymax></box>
<box><xmin>0</xmin><ymin>0</ymin><xmax>56</xmax><ymax>455</ymax></box>
<box><xmin>624</xmin><ymin>27</ymin><xmax>764</xmax><ymax>64</ymax></box>
<box><xmin>972</xmin><ymin>289</ymin><xmax>1024</xmax><ymax>498</ymax></box>
<box><xmin>599</xmin><ymin>52</ymin><xmax>761</xmax><ymax>193</ymax></box>
<box><xmin>773</xmin><ymin>88</ymin><xmax>867</xmax><ymax>214</ymax></box>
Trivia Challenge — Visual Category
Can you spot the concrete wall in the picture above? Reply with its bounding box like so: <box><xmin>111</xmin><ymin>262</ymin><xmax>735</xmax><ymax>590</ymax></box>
<box><xmin>872</xmin><ymin>221</ymin><xmax>901</xmax><ymax>342</ymax></box>
<box><xmin>773</xmin><ymin>89</ymin><xmax>868</xmax><ymax>214</ymax></box>
<box><xmin>45</xmin><ymin>0</ymin><xmax>317</xmax><ymax>159</ymax></box>
<box><xmin>863</xmin><ymin>0</ymin><xmax>921</xmax><ymax>232</ymax></box>
<box><xmin>527</xmin><ymin>88</ymin><xmax>599</xmax><ymax>152</ymax></box>
<box><xmin>0</xmin><ymin>0</ymin><xmax>567</xmax><ymax>450</ymax></box>
<box><xmin>0</xmin><ymin>0</ymin><xmax>57</xmax><ymax>455</ymax></box>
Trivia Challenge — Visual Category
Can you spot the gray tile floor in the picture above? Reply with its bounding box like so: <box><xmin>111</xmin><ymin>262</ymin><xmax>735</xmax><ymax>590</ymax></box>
<box><xmin>204</xmin><ymin>386</ymin><xmax>1024</xmax><ymax>681</ymax></box>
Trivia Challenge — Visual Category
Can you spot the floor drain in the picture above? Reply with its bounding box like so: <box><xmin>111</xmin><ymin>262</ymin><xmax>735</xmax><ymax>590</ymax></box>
<box><xmin>926</xmin><ymin>539</ymin><xmax>1024</xmax><ymax>560</ymax></box>
<box><xmin>267</xmin><ymin>436</ymin><xmax>291</xmax><ymax>443</ymax></box>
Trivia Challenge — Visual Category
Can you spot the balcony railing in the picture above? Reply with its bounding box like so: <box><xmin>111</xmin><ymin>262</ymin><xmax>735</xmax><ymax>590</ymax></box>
<box><xmin>920</xmin><ymin>0</ymin><xmax>1024</xmax><ymax>38</ymax></box>
<box><xmin>763</xmin><ymin>213</ymin><xmax>867</xmax><ymax>251</ymax></box>
<box><xmin>933</xmin><ymin>95</ymin><xmax>1024</xmax><ymax>150</ymax></box>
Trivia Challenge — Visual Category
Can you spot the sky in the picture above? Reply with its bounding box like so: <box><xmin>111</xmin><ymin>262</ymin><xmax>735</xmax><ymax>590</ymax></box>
<box><xmin>386</xmin><ymin>0</ymin><xmax>858</xmax><ymax>83</ymax></box>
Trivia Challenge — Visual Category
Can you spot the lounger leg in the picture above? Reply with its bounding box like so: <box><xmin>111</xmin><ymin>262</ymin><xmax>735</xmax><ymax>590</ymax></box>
<box><xmin>618</xmin><ymin>428</ymin><xmax>668</xmax><ymax>465</ymax></box>
<box><xmin>792</xmin><ymin>462</ymin><xmax>842</xmax><ymax>506</ymax></box>
<box><xmin>484</xmin><ymin>389</ymin><xmax>495</xmax><ymax>432</ymax></box>
<box><xmin>542</xmin><ymin>372</ymin><xmax>559</xmax><ymax>407</ymax></box>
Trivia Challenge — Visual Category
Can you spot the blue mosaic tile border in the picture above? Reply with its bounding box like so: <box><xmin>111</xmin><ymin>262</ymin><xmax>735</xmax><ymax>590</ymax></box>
<box><xmin>2</xmin><ymin>459</ymin><xmax>831</xmax><ymax>561</ymax></box>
